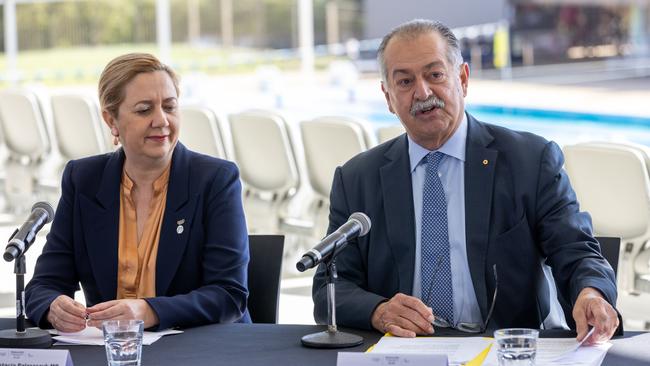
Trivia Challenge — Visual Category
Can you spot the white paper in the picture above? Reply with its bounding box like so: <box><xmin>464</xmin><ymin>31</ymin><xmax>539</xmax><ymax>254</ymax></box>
<box><xmin>0</xmin><ymin>347</ymin><xmax>73</xmax><ymax>366</ymax></box>
<box><xmin>370</xmin><ymin>336</ymin><xmax>491</xmax><ymax>364</ymax></box>
<box><xmin>536</xmin><ymin>338</ymin><xmax>588</xmax><ymax>362</ymax></box>
<box><xmin>337</xmin><ymin>352</ymin><xmax>448</xmax><ymax>366</ymax></box>
<box><xmin>610</xmin><ymin>333</ymin><xmax>650</xmax><ymax>360</ymax></box>
<box><xmin>482</xmin><ymin>338</ymin><xmax>611</xmax><ymax>366</ymax></box>
<box><xmin>611</xmin><ymin>332</ymin><xmax>650</xmax><ymax>347</ymax></box>
<box><xmin>52</xmin><ymin>326</ymin><xmax>183</xmax><ymax>346</ymax></box>
<box><xmin>550</xmin><ymin>343</ymin><xmax>612</xmax><ymax>366</ymax></box>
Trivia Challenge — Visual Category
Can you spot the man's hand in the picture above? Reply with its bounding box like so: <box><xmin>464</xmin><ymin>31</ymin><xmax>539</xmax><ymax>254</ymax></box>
<box><xmin>47</xmin><ymin>295</ymin><xmax>87</xmax><ymax>332</ymax></box>
<box><xmin>86</xmin><ymin>299</ymin><xmax>159</xmax><ymax>329</ymax></box>
<box><xmin>572</xmin><ymin>287</ymin><xmax>619</xmax><ymax>344</ymax></box>
<box><xmin>370</xmin><ymin>293</ymin><xmax>434</xmax><ymax>337</ymax></box>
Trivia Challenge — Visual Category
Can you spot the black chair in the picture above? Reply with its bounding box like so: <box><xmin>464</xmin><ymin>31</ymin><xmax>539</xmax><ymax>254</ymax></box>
<box><xmin>247</xmin><ymin>235</ymin><xmax>284</xmax><ymax>324</ymax></box>
<box><xmin>596</xmin><ymin>236</ymin><xmax>621</xmax><ymax>277</ymax></box>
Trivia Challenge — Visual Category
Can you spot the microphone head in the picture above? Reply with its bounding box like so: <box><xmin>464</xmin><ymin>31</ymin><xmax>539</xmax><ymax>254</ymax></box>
<box><xmin>32</xmin><ymin>201</ymin><xmax>54</xmax><ymax>223</ymax></box>
<box><xmin>3</xmin><ymin>245</ymin><xmax>19</xmax><ymax>262</ymax></box>
<box><xmin>350</xmin><ymin>212</ymin><xmax>371</xmax><ymax>236</ymax></box>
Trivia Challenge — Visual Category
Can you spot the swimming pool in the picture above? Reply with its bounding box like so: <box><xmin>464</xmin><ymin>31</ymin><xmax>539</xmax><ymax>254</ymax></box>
<box><xmin>364</xmin><ymin>103</ymin><xmax>650</xmax><ymax>147</ymax></box>
<box><xmin>192</xmin><ymin>75</ymin><xmax>650</xmax><ymax>147</ymax></box>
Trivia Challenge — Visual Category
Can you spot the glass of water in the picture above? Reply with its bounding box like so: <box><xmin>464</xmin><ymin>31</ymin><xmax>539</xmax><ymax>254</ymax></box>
<box><xmin>102</xmin><ymin>319</ymin><xmax>144</xmax><ymax>366</ymax></box>
<box><xmin>494</xmin><ymin>328</ymin><xmax>539</xmax><ymax>366</ymax></box>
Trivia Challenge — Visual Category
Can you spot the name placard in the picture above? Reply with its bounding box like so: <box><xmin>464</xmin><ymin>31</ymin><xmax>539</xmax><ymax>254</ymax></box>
<box><xmin>337</xmin><ymin>352</ymin><xmax>448</xmax><ymax>366</ymax></box>
<box><xmin>0</xmin><ymin>348</ymin><xmax>73</xmax><ymax>366</ymax></box>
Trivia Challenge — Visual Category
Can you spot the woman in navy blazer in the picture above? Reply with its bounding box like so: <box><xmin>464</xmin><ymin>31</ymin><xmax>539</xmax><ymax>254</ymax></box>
<box><xmin>25</xmin><ymin>53</ymin><xmax>250</xmax><ymax>331</ymax></box>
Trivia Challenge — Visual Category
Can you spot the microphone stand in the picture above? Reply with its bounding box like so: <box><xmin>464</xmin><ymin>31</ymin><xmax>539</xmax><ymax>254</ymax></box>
<box><xmin>301</xmin><ymin>257</ymin><xmax>363</xmax><ymax>348</ymax></box>
<box><xmin>0</xmin><ymin>232</ymin><xmax>51</xmax><ymax>348</ymax></box>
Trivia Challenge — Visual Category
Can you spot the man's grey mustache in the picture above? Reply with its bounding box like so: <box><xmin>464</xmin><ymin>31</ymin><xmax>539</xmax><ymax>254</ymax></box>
<box><xmin>410</xmin><ymin>96</ymin><xmax>445</xmax><ymax>116</ymax></box>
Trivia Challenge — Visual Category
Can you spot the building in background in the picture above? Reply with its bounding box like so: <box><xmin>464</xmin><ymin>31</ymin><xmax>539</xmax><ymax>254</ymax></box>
<box><xmin>509</xmin><ymin>0</ymin><xmax>649</xmax><ymax>64</ymax></box>
<box><xmin>362</xmin><ymin>0</ymin><xmax>508</xmax><ymax>39</ymax></box>
<box><xmin>0</xmin><ymin>0</ymin><xmax>648</xmax><ymax>81</ymax></box>
<box><xmin>362</xmin><ymin>0</ymin><xmax>649</xmax><ymax>67</ymax></box>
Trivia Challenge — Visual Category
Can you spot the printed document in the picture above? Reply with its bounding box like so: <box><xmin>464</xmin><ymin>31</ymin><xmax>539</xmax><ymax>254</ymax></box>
<box><xmin>51</xmin><ymin>327</ymin><xmax>183</xmax><ymax>346</ymax></box>
<box><xmin>370</xmin><ymin>336</ymin><xmax>492</xmax><ymax>365</ymax></box>
<box><xmin>482</xmin><ymin>337</ymin><xmax>611</xmax><ymax>366</ymax></box>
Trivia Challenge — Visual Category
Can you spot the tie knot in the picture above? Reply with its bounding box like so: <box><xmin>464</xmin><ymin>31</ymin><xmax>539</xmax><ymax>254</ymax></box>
<box><xmin>426</xmin><ymin>152</ymin><xmax>444</xmax><ymax>171</ymax></box>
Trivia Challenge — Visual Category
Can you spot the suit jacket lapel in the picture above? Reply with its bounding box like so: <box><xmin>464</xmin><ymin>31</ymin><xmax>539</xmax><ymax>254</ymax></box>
<box><xmin>80</xmin><ymin>144</ymin><xmax>198</xmax><ymax>300</ymax></box>
<box><xmin>464</xmin><ymin>114</ymin><xmax>498</xmax><ymax>319</ymax></box>
<box><xmin>380</xmin><ymin>135</ymin><xmax>416</xmax><ymax>294</ymax></box>
<box><xmin>81</xmin><ymin>149</ymin><xmax>124</xmax><ymax>302</ymax></box>
<box><xmin>155</xmin><ymin>143</ymin><xmax>198</xmax><ymax>296</ymax></box>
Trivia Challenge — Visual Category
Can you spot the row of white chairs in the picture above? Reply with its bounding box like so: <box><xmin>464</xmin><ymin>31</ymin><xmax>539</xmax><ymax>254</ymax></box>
<box><xmin>186</xmin><ymin>117</ymin><xmax>650</xmax><ymax>292</ymax></box>
<box><xmin>0</xmin><ymin>89</ymin><xmax>405</xmax><ymax>247</ymax></box>
<box><xmin>0</xmin><ymin>89</ymin><xmax>112</xmax><ymax>214</ymax></box>
<box><xmin>183</xmin><ymin>107</ymin><xmax>402</xmax><ymax>244</ymax></box>
<box><xmin>2</xmin><ymin>89</ymin><xmax>649</xmax><ymax>295</ymax></box>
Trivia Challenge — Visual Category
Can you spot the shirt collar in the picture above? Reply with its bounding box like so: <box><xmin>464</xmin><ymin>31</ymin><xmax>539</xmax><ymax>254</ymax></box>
<box><xmin>121</xmin><ymin>162</ymin><xmax>172</xmax><ymax>195</ymax></box>
<box><xmin>408</xmin><ymin>113</ymin><xmax>468</xmax><ymax>172</ymax></box>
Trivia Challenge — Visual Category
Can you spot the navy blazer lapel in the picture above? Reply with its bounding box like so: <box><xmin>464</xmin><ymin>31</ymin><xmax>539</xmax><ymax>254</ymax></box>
<box><xmin>156</xmin><ymin>143</ymin><xmax>198</xmax><ymax>296</ymax></box>
<box><xmin>464</xmin><ymin>114</ymin><xmax>498</xmax><ymax>319</ymax></box>
<box><xmin>380</xmin><ymin>135</ymin><xmax>416</xmax><ymax>294</ymax></box>
<box><xmin>81</xmin><ymin>149</ymin><xmax>124</xmax><ymax>302</ymax></box>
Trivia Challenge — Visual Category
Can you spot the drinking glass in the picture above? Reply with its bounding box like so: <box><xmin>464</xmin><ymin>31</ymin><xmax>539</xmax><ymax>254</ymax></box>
<box><xmin>493</xmin><ymin>328</ymin><xmax>539</xmax><ymax>366</ymax></box>
<box><xmin>102</xmin><ymin>319</ymin><xmax>144</xmax><ymax>366</ymax></box>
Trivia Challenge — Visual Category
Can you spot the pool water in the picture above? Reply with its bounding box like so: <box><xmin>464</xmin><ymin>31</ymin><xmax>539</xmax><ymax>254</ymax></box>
<box><xmin>366</xmin><ymin>103</ymin><xmax>650</xmax><ymax>147</ymax></box>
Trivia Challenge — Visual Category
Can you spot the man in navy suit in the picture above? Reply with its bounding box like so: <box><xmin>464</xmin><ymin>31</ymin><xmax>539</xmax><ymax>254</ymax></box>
<box><xmin>312</xmin><ymin>19</ymin><xmax>620</xmax><ymax>343</ymax></box>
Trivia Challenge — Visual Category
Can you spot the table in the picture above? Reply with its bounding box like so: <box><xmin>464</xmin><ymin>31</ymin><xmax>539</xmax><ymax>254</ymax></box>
<box><xmin>1</xmin><ymin>320</ymin><xmax>648</xmax><ymax>365</ymax></box>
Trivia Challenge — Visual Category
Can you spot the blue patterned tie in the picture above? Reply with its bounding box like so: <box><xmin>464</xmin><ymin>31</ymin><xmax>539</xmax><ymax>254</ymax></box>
<box><xmin>421</xmin><ymin>151</ymin><xmax>454</xmax><ymax>324</ymax></box>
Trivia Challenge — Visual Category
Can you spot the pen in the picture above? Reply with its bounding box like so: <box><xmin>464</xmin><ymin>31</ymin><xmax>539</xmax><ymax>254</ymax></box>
<box><xmin>577</xmin><ymin>327</ymin><xmax>596</xmax><ymax>347</ymax></box>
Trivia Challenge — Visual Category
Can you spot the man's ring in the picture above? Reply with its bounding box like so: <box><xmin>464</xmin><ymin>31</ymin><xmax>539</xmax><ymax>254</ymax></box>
<box><xmin>383</xmin><ymin>322</ymin><xmax>394</xmax><ymax>333</ymax></box>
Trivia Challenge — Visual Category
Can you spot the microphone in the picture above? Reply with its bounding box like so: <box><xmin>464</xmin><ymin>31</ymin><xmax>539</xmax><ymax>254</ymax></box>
<box><xmin>3</xmin><ymin>202</ymin><xmax>54</xmax><ymax>262</ymax></box>
<box><xmin>296</xmin><ymin>212</ymin><xmax>371</xmax><ymax>272</ymax></box>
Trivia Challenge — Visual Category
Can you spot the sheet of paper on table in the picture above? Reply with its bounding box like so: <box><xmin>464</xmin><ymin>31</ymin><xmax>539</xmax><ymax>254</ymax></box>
<box><xmin>51</xmin><ymin>327</ymin><xmax>183</xmax><ymax>346</ymax></box>
<box><xmin>369</xmin><ymin>336</ymin><xmax>492</xmax><ymax>365</ymax></box>
<box><xmin>610</xmin><ymin>332</ymin><xmax>650</xmax><ymax>347</ymax></box>
<box><xmin>609</xmin><ymin>333</ymin><xmax>650</xmax><ymax>361</ymax></box>
<box><xmin>338</xmin><ymin>352</ymin><xmax>448</xmax><ymax>366</ymax></box>
<box><xmin>482</xmin><ymin>337</ymin><xmax>612</xmax><ymax>366</ymax></box>
<box><xmin>370</xmin><ymin>332</ymin><xmax>613</xmax><ymax>366</ymax></box>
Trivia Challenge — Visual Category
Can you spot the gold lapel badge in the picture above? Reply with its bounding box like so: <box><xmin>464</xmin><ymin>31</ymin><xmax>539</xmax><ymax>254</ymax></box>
<box><xmin>482</xmin><ymin>159</ymin><xmax>489</xmax><ymax>165</ymax></box>
<box><xmin>176</xmin><ymin>219</ymin><xmax>185</xmax><ymax>234</ymax></box>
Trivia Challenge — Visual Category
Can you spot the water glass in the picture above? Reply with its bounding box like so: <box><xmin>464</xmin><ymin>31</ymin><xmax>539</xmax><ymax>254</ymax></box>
<box><xmin>102</xmin><ymin>319</ymin><xmax>144</xmax><ymax>366</ymax></box>
<box><xmin>494</xmin><ymin>328</ymin><xmax>539</xmax><ymax>366</ymax></box>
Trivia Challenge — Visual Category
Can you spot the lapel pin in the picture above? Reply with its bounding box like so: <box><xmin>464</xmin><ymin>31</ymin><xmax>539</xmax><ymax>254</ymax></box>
<box><xmin>176</xmin><ymin>219</ymin><xmax>185</xmax><ymax>234</ymax></box>
<box><xmin>482</xmin><ymin>159</ymin><xmax>489</xmax><ymax>165</ymax></box>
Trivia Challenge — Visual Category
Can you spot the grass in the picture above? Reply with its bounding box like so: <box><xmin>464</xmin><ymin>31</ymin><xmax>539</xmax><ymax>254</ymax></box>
<box><xmin>0</xmin><ymin>43</ymin><xmax>340</xmax><ymax>87</ymax></box>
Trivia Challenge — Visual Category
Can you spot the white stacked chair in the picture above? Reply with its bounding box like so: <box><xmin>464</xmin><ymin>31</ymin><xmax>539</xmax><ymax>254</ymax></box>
<box><xmin>563</xmin><ymin>141</ymin><xmax>650</xmax><ymax>295</ymax></box>
<box><xmin>0</xmin><ymin>89</ymin><xmax>53</xmax><ymax>214</ymax></box>
<box><xmin>299</xmin><ymin>116</ymin><xmax>375</xmax><ymax>239</ymax></box>
<box><xmin>51</xmin><ymin>93</ymin><xmax>108</xmax><ymax>160</ymax></box>
<box><xmin>180</xmin><ymin>106</ymin><xmax>227</xmax><ymax>159</ymax></box>
<box><xmin>377</xmin><ymin>124</ymin><xmax>405</xmax><ymax>144</ymax></box>
<box><xmin>228</xmin><ymin>110</ymin><xmax>300</xmax><ymax>235</ymax></box>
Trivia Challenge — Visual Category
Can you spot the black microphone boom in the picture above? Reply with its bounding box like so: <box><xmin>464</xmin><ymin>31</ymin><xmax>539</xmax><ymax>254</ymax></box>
<box><xmin>298</xmin><ymin>212</ymin><xmax>370</xmax><ymax>349</ymax></box>
<box><xmin>3</xmin><ymin>202</ymin><xmax>54</xmax><ymax>262</ymax></box>
<box><xmin>0</xmin><ymin>201</ymin><xmax>54</xmax><ymax>349</ymax></box>
<box><xmin>296</xmin><ymin>212</ymin><xmax>371</xmax><ymax>272</ymax></box>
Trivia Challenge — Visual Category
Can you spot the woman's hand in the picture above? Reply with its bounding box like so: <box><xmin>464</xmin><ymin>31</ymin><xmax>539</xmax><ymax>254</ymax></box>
<box><xmin>86</xmin><ymin>299</ymin><xmax>159</xmax><ymax>328</ymax></box>
<box><xmin>47</xmin><ymin>295</ymin><xmax>87</xmax><ymax>332</ymax></box>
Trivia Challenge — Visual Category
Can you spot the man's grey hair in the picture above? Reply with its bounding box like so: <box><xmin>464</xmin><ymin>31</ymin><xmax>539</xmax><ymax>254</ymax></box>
<box><xmin>377</xmin><ymin>19</ymin><xmax>463</xmax><ymax>83</ymax></box>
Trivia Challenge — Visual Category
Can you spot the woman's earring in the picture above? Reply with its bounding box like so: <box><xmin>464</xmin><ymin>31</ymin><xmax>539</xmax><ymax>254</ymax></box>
<box><xmin>111</xmin><ymin>127</ymin><xmax>119</xmax><ymax>146</ymax></box>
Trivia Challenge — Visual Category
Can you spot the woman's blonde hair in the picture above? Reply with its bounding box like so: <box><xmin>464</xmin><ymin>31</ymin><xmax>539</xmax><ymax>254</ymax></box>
<box><xmin>98</xmin><ymin>53</ymin><xmax>180</xmax><ymax>117</ymax></box>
